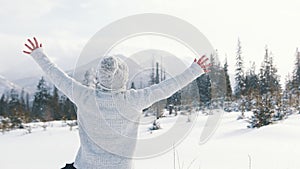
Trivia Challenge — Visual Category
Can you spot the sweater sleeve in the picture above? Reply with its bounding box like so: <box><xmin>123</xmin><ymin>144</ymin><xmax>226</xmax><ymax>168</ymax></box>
<box><xmin>127</xmin><ymin>62</ymin><xmax>203</xmax><ymax>110</ymax></box>
<box><xmin>30</xmin><ymin>48</ymin><xmax>88</xmax><ymax>103</ymax></box>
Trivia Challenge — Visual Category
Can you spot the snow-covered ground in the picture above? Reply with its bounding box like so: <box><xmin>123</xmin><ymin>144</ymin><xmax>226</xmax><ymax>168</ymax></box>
<box><xmin>1</xmin><ymin>111</ymin><xmax>300</xmax><ymax>169</ymax></box>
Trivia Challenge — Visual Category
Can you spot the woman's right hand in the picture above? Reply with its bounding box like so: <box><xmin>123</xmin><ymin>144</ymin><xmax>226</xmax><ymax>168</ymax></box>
<box><xmin>23</xmin><ymin>37</ymin><xmax>42</xmax><ymax>55</ymax></box>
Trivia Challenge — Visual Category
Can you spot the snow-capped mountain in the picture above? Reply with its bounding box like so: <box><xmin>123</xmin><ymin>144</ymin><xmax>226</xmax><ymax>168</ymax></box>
<box><xmin>71</xmin><ymin>54</ymin><xmax>143</xmax><ymax>87</ymax></box>
<box><xmin>3</xmin><ymin>53</ymin><xmax>194</xmax><ymax>95</ymax></box>
<box><xmin>12</xmin><ymin>76</ymin><xmax>42</xmax><ymax>94</ymax></box>
<box><xmin>12</xmin><ymin>55</ymin><xmax>148</xmax><ymax>93</ymax></box>
<box><xmin>0</xmin><ymin>75</ymin><xmax>28</xmax><ymax>95</ymax></box>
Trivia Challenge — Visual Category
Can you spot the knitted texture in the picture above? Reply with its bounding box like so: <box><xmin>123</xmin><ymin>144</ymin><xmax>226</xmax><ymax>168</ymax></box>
<box><xmin>30</xmin><ymin>48</ymin><xmax>203</xmax><ymax>169</ymax></box>
<box><xmin>97</xmin><ymin>55</ymin><xmax>129</xmax><ymax>91</ymax></box>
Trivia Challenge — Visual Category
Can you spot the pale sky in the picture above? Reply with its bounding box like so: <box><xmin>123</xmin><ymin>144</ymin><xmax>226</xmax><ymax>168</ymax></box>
<box><xmin>1</xmin><ymin>0</ymin><xmax>300</xmax><ymax>86</ymax></box>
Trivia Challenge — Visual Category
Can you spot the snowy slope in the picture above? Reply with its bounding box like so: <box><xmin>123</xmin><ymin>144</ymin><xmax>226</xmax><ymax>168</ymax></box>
<box><xmin>1</xmin><ymin>112</ymin><xmax>300</xmax><ymax>169</ymax></box>
<box><xmin>0</xmin><ymin>75</ymin><xmax>28</xmax><ymax>95</ymax></box>
<box><xmin>12</xmin><ymin>75</ymin><xmax>42</xmax><ymax>94</ymax></box>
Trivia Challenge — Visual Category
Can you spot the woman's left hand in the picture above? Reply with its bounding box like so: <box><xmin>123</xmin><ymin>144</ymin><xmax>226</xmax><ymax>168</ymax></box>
<box><xmin>23</xmin><ymin>37</ymin><xmax>42</xmax><ymax>55</ymax></box>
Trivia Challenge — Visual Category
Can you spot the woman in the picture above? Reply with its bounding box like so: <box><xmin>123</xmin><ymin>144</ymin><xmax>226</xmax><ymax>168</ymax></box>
<box><xmin>23</xmin><ymin>37</ymin><xmax>211</xmax><ymax>169</ymax></box>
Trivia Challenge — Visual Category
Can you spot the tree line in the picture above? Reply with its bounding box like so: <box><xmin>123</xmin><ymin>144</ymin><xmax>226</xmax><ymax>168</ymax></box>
<box><xmin>0</xmin><ymin>77</ymin><xmax>77</xmax><ymax>131</ymax></box>
<box><xmin>152</xmin><ymin>38</ymin><xmax>300</xmax><ymax>128</ymax></box>
<box><xmin>1</xmin><ymin>39</ymin><xmax>299</xmax><ymax>130</ymax></box>
<box><xmin>231</xmin><ymin>39</ymin><xmax>299</xmax><ymax>128</ymax></box>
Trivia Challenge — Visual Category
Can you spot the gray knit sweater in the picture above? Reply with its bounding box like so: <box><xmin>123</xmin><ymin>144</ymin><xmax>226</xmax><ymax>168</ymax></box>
<box><xmin>30</xmin><ymin>48</ymin><xmax>203</xmax><ymax>169</ymax></box>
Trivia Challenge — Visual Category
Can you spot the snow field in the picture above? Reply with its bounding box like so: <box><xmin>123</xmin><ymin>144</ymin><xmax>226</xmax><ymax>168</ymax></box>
<box><xmin>1</xmin><ymin>112</ymin><xmax>300</xmax><ymax>169</ymax></box>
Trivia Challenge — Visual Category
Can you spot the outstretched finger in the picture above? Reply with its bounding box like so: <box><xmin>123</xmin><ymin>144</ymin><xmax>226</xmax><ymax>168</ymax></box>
<box><xmin>197</xmin><ymin>55</ymin><xmax>206</xmax><ymax>63</ymax></box>
<box><xmin>23</xmin><ymin>50</ymin><xmax>31</xmax><ymax>54</ymax></box>
<box><xmin>25</xmin><ymin>44</ymin><xmax>33</xmax><ymax>51</ymax></box>
<box><xmin>27</xmin><ymin>39</ymin><xmax>34</xmax><ymax>48</ymax></box>
<box><xmin>34</xmin><ymin>37</ymin><xmax>39</xmax><ymax>48</ymax></box>
<box><xmin>198</xmin><ymin>57</ymin><xmax>209</xmax><ymax>65</ymax></box>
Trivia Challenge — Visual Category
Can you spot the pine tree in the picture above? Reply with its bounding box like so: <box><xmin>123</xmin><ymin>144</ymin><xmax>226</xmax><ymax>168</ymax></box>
<box><xmin>19</xmin><ymin>88</ymin><xmax>30</xmax><ymax>123</ymax></box>
<box><xmin>20</xmin><ymin>89</ymin><xmax>25</xmax><ymax>110</ymax></box>
<box><xmin>269</xmin><ymin>53</ymin><xmax>282</xmax><ymax>112</ymax></box>
<box><xmin>50</xmin><ymin>86</ymin><xmax>61</xmax><ymax>120</ymax></box>
<box><xmin>160</xmin><ymin>56</ymin><xmax>164</xmax><ymax>82</ymax></box>
<box><xmin>25</xmin><ymin>93</ymin><xmax>30</xmax><ymax>115</ymax></box>
<box><xmin>248</xmin><ymin>95</ymin><xmax>274</xmax><ymax>128</ymax></box>
<box><xmin>292</xmin><ymin>48</ymin><xmax>300</xmax><ymax>89</ymax></box>
<box><xmin>224</xmin><ymin>57</ymin><xmax>232</xmax><ymax>100</ymax></box>
<box><xmin>291</xmin><ymin>48</ymin><xmax>300</xmax><ymax>109</ymax></box>
<box><xmin>259</xmin><ymin>47</ymin><xmax>281</xmax><ymax>96</ymax></box>
<box><xmin>196</xmin><ymin>74</ymin><xmax>211</xmax><ymax>108</ymax></box>
<box><xmin>207</xmin><ymin>50</ymin><xmax>227</xmax><ymax>111</ymax></box>
<box><xmin>259</xmin><ymin>47</ymin><xmax>272</xmax><ymax>95</ymax></box>
<box><xmin>149</xmin><ymin>57</ymin><xmax>156</xmax><ymax>86</ymax></box>
<box><xmin>244</xmin><ymin>62</ymin><xmax>259</xmax><ymax>111</ymax></box>
<box><xmin>234</xmin><ymin>39</ymin><xmax>246</xmax><ymax>119</ymax></box>
<box><xmin>269</xmin><ymin>55</ymin><xmax>280</xmax><ymax>92</ymax></box>
<box><xmin>244</xmin><ymin>63</ymin><xmax>259</xmax><ymax>94</ymax></box>
<box><xmin>8</xmin><ymin>88</ymin><xmax>22</xmax><ymax>128</ymax></box>
<box><xmin>59</xmin><ymin>95</ymin><xmax>66</xmax><ymax>120</ymax></box>
<box><xmin>154</xmin><ymin>62</ymin><xmax>165</xmax><ymax>118</ymax></box>
<box><xmin>249</xmin><ymin>47</ymin><xmax>282</xmax><ymax>127</ymax></box>
<box><xmin>0</xmin><ymin>94</ymin><xmax>7</xmax><ymax>117</ymax></box>
<box><xmin>234</xmin><ymin>38</ymin><xmax>245</xmax><ymax>99</ymax></box>
<box><xmin>32</xmin><ymin>77</ymin><xmax>51</xmax><ymax>121</ymax></box>
<box><xmin>195</xmin><ymin>51</ymin><xmax>219</xmax><ymax>108</ymax></box>
<box><xmin>155</xmin><ymin>62</ymin><xmax>160</xmax><ymax>84</ymax></box>
<box><xmin>0</xmin><ymin>92</ymin><xmax>10</xmax><ymax>132</ymax></box>
<box><xmin>284</xmin><ymin>74</ymin><xmax>293</xmax><ymax>108</ymax></box>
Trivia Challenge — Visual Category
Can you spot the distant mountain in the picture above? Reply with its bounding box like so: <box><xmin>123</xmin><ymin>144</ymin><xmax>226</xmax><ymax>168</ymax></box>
<box><xmin>71</xmin><ymin>54</ymin><xmax>146</xmax><ymax>88</ymax></box>
<box><xmin>12</xmin><ymin>76</ymin><xmax>41</xmax><ymax>94</ymax></box>
<box><xmin>5</xmin><ymin>52</ymin><xmax>201</xmax><ymax>95</ymax></box>
<box><xmin>9</xmin><ymin>55</ymin><xmax>145</xmax><ymax>94</ymax></box>
<box><xmin>0</xmin><ymin>75</ymin><xmax>29</xmax><ymax>95</ymax></box>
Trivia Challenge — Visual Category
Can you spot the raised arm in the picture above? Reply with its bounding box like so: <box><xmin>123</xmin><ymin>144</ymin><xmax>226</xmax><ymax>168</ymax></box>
<box><xmin>127</xmin><ymin>56</ymin><xmax>211</xmax><ymax>110</ymax></box>
<box><xmin>23</xmin><ymin>37</ymin><xmax>87</xmax><ymax>103</ymax></box>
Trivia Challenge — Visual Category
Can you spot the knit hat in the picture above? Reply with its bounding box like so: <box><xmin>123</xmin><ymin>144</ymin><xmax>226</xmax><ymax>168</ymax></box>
<box><xmin>97</xmin><ymin>55</ymin><xmax>129</xmax><ymax>91</ymax></box>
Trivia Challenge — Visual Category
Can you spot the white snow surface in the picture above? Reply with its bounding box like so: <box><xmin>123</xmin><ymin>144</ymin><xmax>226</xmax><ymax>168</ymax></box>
<box><xmin>1</xmin><ymin>111</ymin><xmax>300</xmax><ymax>169</ymax></box>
